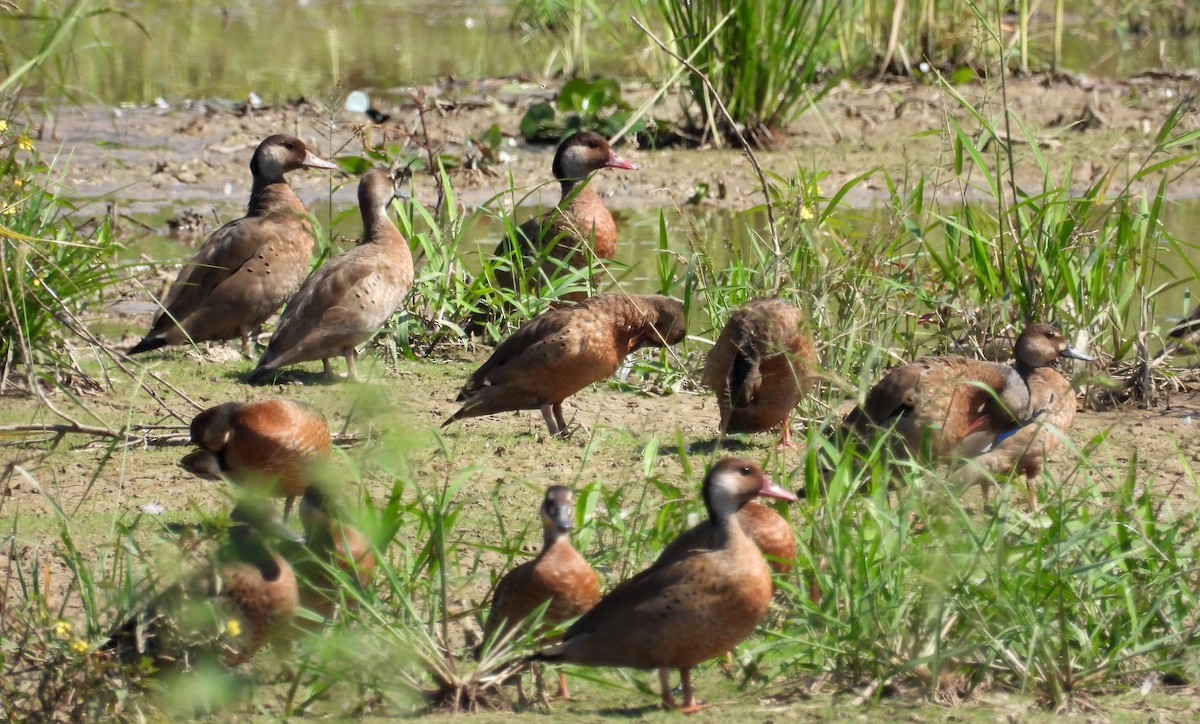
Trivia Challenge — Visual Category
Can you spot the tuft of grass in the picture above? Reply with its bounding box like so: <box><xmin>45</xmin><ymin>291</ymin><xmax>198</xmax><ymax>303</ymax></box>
<box><xmin>0</xmin><ymin>125</ymin><xmax>127</xmax><ymax>388</ymax></box>
<box><xmin>653</xmin><ymin>0</ymin><xmax>847</xmax><ymax>146</ymax></box>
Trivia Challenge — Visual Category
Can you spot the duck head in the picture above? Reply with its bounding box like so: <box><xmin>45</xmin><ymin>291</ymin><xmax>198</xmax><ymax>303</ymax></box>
<box><xmin>702</xmin><ymin>457</ymin><xmax>798</xmax><ymax>522</ymax></box>
<box><xmin>540</xmin><ymin>485</ymin><xmax>576</xmax><ymax>541</ymax></box>
<box><xmin>633</xmin><ymin>295</ymin><xmax>687</xmax><ymax>350</ymax></box>
<box><xmin>251</xmin><ymin>134</ymin><xmax>337</xmax><ymax>183</ymax></box>
<box><xmin>1014</xmin><ymin>323</ymin><xmax>1095</xmax><ymax>372</ymax></box>
<box><xmin>551</xmin><ymin>131</ymin><xmax>637</xmax><ymax>182</ymax></box>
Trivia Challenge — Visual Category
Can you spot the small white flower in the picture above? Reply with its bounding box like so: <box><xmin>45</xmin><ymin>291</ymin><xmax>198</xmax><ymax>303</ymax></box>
<box><xmin>142</xmin><ymin>502</ymin><xmax>165</xmax><ymax>515</ymax></box>
<box><xmin>464</xmin><ymin>17</ymin><xmax>476</xmax><ymax>29</ymax></box>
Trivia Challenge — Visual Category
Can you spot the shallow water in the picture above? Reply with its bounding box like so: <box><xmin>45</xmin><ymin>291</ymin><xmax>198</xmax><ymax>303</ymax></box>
<box><xmin>4</xmin><ymin>1</ymin><xmax>1198</xmax><ymax>105</ymax></box>
<box><xmin>117</xmin><ymin>191</ymin><xmax>1200</xmax><ymax>341</ymax></box>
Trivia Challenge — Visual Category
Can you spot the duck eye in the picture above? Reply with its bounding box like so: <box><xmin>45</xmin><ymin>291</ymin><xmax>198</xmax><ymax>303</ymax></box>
<box><xmin>739</xmin><ymin>466</ymin><xmax>752</xmax><ymax>475</ymax></box>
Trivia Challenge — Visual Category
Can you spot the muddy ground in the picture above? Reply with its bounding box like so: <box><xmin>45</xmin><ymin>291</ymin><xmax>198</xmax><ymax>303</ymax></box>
<box><xmin>4</xmin><ymin>73</ymin><xmax>1200</xmax><ymax>717</ymax></box>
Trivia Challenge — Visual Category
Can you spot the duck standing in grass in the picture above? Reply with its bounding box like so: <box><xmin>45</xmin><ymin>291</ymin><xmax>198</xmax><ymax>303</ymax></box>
<box><xmin>181</xmin><ymin>398</ymin><xmax>333</xmax><ymax>520</ymax></box>
<box><xmin>481</xmin><ymin>485</ymin><xmax>599</xmax><ymax>700</ymax></box>
<box><xmin>532</xmin><ymin>457</ymin><xmax>797</xmax><ymax>713</ymax></box>
<box><xmin>491</xmin><ymin>131</ymin><xmax>636</xmax><ymax>297</ymax></box>
<box><xmin>128</xmin><ymin>134</ymin><xmax>336</xmax><ymax>357</ymax></box>
<box><xmin>844</xmin><ymin>323</ymin><xmax>1092</xmax><ymax>503</ymax></box>
<box><xmin>248</xmin><ymin>168</ymin><xmax>412</xmax><ymax>383</ymax></box>
<box><xmin>702</xmin><ymin>297</ymin><xmax>818</xmax><ymax>449</ymax></box>
<box><xmin>101</xmin><ymin>499</ymin><xmax>303</xmax><ymax>670</ymax></box>
<box><xmin>444</xmin><ymin>293</ymin><xmax>686</xmax><ymax>438</ymax></box>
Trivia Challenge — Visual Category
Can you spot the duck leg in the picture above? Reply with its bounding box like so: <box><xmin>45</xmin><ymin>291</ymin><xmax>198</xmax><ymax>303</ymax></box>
<box><xmin>554</xmin><ymin>669</ymin><xmax>571</xmax><ymax>699</ymax></box>
<box><xmin>657</xmin><ymin>667</ymin><xmax>677</xmax><ymax>709</ymax></box>
<box><xmin>322</xmin><ymin>358</ymin><xmax>335</xmax><ymax>380</ymax></box>
<box><xmin>777</xmin><ymin>415</ymin><xmax>799</xmax><ymax>450</ymax></box>
<box><xmin>552</xmin><ymin>403</ymin><xmax>569</xmax><ymax>437</ymax></box>
<box><xmin>539</xmin><ymin>405</ymin><xmax>562</xmax><ymax>437</ymax></box>
<box><xmin>283</xmin><ymin>495</ymin><xmax>295</xmax><ymax>521</ymax></box>
<box><xmin>345</xmin><ymin>350</ymin><xmax>359</xmax><ymax>381</ymax></box>
<box><xmin>678</xmin><ymin>667</ymin><xmax>705</xmax><ymax>714</ymax></box>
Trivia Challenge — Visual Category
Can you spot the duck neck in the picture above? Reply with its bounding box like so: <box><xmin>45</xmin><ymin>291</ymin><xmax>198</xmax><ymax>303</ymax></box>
<box><xmin>558</xmin><ymin>174</ymin><xmax>596</xmax><ymax>203</ymax></box>
<box><xmin>1013</xmin><ymin>358</ymin><xmax>1037</xmax><ymax>379</ymax></box>
<box><xmin>362</xmin><ymin>207</ymin><xmax>403</xmax><ymax>244</ymax></box>
<box><xmin>248</xmin><ymin>178</ymin><xmax>304</xmax><ymax>216</ymax></box>
<box><xmin>542</xmin><ymin>526</ymin><xmax>566</xmax><ymax>551</ymax></box>
<box><xmin>704</xmin><ymin>496</ymin><xmax>746</xmax><ymax>550</ymax></box>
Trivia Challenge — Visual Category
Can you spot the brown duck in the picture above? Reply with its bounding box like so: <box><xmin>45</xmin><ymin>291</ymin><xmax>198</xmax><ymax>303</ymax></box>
<box><xmin>492</xmin><ymin>132</ymin><xmax>636</xmax><ymax>296</ymax></box>
<box><xmin>656</xmin><ymin>500</ymin><xmax>795</xmax><ymax>577</ymax></box>
<box><xmin>533</xmin><ymin>457</ymin><xmax>797</xmax><ymax>713</ymax></box>
<box><xmin>481</xmin><ymin>485</ymin><xmax>599</xmax><ymax>699</ymax></box>
<box><xmin>101</xmin><ymin>499</ymin><xmax>303</xmax><ymax>670</ymax></box>
<box><xmin>181</xmin><ymin>398</ymin><xmax>333</xmax><ymax>519</ymax></box>
<box><xmin>702</xmin><ymin>298</ymin><xmax>818</xmax><ymax>449</ymax></box>
<box><xmin>845</xmin><ymin>323</ymin><xmax>1092</xmax><ymax>492</ymax></box>
<box><xmin>444</xmin><ymin>293</ymin><xmax>686</xmax><ymax>437</ymax></box>
<box><xmin>248</xmin><ymin>168</ymin><xmax>412</xmax><ymax>383</ymax></box>
<box><xmin>128</xmin><ymin>134</ymin><xmax>336</xmax><ymax>356</ymax></box>
<box><xmin>291</xmin><ymin>485</ymin><xmax>376</xmax><ymax>621</ymax></box>
<box><xmin>951</xmin><ymin>329</ymin><xmax>1092</xmax><ymax>505</ymax></box>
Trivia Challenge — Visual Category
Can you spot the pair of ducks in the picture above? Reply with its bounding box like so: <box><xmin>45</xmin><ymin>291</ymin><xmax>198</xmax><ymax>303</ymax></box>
<box><xmin>104</xmin><ymin>485</ymin><xmax>374</xmax><ymax>670</ymax></box>
<box><xmin>106</xmin><ymin>399</ymin><xmax>375</xmax><ymax>670</ymax></box>
<box><xmin>127</xmin><ymin>134</ymin><xmax>413</xmax><ymax>382</ymax></box>
<box><xmin>127</xmin><ymin>131</ymin><xmax>632</xmax><ymax>382</ymax></box>
<box><xmin>845</xmin><ymin>323</ymin><xmax>1093</xmax><ymax>503</ymax></box>
<box><xmin>483</xmin><ymin>457</ymin><xmax>797</xmax><ymax>712</ymax></box>
<box><xmin>444</xmin><ymin>294</ymin><xmax>817</xmax><ymax>443</ymax></box>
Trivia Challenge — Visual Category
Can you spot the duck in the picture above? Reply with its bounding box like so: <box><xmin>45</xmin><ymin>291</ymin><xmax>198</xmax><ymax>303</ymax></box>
<box><xmin>128</xmin><ymin>134</ymin><xmax>336</xmax><ymax>357</ymax></box>
<box><xmin>655</xmin><ymin>500</ymin><xmax>795</xmax><ymax>577</ymax></box>
<box><xmin>291</xmin><ymin>485</ymin><xmax>376</xmax><ymax>621</ymax></box>
<box><xmin>481</xmin><ymin>485</ymin><xmax>599</xmax><ymax>700</ymax></box>
<box><xmin>180</xmin><ymin>398</ymin><xmax>333</xmax><ymax>519</ymax></box>
<box><xmin>532</xmin><ymin>457</ymin><xmax>798</xmax><ymax>713</ymax></box>
<box><xmin>101</xmin><ymin>498</ymin><xmax>303</xmax><ymax>670</ymax></box>
<box><xmin>951</xmin><ymin>331</ymin><xmax>1093</xmax><ymax>506</ymax></box>
<box><xmin>702</xmin><ymin>298</ymin><xmax>818</xmax><ymax>449</ymax></box>
<box><xmin>443</xmin><ymin>293</ymin><xmax>686</xmax><ymax>438</ymax></box>
<box><xmin>491</xmin><ymin>131</ymin><xmax>636</xmax><ymax>297</ymax></box>
<box><xmin>248</xmin><ymin>168</ymin><xmax>412</xmax><ymax>383</ymax></box>
<box><xmin>844</xmin><ymin>323</ymin><xmax>1092</xmax><ymax>491</ymax></box>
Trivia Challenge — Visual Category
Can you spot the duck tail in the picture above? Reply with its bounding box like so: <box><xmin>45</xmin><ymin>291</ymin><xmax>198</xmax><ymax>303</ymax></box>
<box><xmin>127</xmin><ymin>336</ymin><xmax>166</xmax><ymax>355</ymax></box>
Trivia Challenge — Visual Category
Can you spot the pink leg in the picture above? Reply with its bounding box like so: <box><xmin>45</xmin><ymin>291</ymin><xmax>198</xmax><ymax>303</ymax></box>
<box><xmin>555</xmin><ymin>670</ymin><xmax>571</xmax><ymax>699</ymax></box>
<box><xmin>658</xmin><ymin>668</ymin><xmax>676</xmax><ymax>709</ymax></box>
<box><xmin>678</xmin><ymin>668</ymin><xmax>705</xmax><ymax>714</ymax></box>
<box><xmin>777</xmin><ymin>416</ymin><xmax>799</xmax><ymax>450</ymax></box>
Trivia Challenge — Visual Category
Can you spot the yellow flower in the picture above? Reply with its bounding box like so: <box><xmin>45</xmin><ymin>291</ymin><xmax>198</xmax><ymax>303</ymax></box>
<box><xmin>225</xmin><ymin>618</ymin><xmax>242</xmax><ymax>638</ymax></box>
<box><xmin>2</xmin><ymin>203</ymin><xmax>18</xmax><ymax>216</ymax></box>
<box><xmin>53</xmin><ymin>620</ymin><xmax>72</xmax><ymax>637</ymax></box>
<box><xmin>17</xmin><ymin>135</ymin><xmax>34</xmax><ymax>152</ymax></box>
<box><xmin>0</xmin><ymin>119</ymin><xmax>7</xmax><ymax>133</ymax></box>
<box><xmin>799</xmin><ymin>205</ymin><xmax>815</xmax><ymax>221</ymax></box>
<box><xmin>11</xmin><ymin>178</ymin><xmax>22</xmax><ymax>188</ymax></box>
<box><xmin>71</xmin><ymin>639</ymin><xmax>89</xmax><ymax>653</ymax></box>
